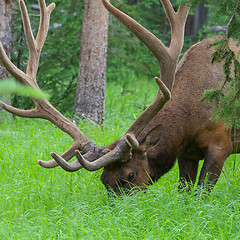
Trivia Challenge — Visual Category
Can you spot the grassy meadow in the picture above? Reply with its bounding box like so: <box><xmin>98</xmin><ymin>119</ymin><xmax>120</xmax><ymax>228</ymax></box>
<box><xmin>1</xmin><ymin>78</ymin><xmax>240</xmax><ymax>239</ymax></box>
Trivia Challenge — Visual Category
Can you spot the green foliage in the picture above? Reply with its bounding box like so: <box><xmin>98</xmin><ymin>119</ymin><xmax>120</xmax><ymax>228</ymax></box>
<box><xmin>208</xmin><ymin>0</ymin><xmax>240</xmax><ymax>40</ymax></box>
<box><xmin>0</xmin><ymin>79</ymin><xmax>49</xmax><ymax>100</ymax></box>
<box><xmin>1</xmin><ymin>78</ymin><xmax>240</xmax><ymax>238</ymax></box>
<box><xmin>179</xmin><ymin>0</ymin><xmax>240</xmax><ymax>40</ymax></box>
<box><xmin>177</xmin><ymin>0</ymin><xmax>203</xmax><ymax>8</ymax></box>
<box><xmin>201</xmin><ymin>1</ymin><xmax>240</xmax><ymax>127</ymax></box>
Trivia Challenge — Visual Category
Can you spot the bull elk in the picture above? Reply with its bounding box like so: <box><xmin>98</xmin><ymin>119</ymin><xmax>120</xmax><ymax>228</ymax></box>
<box><xmin>0</xmin><ymin>0</ymin><xmax>240</xmax><ymax>195</ymax></box>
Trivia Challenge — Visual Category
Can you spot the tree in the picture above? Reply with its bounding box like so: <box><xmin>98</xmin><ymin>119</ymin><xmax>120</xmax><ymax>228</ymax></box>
<box><xmin>0</xmin><ymin>0</ymin><xmax>12</xmax><ymax>116</ymax></box>
<box><xmin>73</xmin><ymin>0</ymin><xmax>109</xmax><ymax>125</ymax></box>
<box><xmin>201</xmin><ymin>0</ymin><xmax>240</xmax><ymax>127</ymax></box>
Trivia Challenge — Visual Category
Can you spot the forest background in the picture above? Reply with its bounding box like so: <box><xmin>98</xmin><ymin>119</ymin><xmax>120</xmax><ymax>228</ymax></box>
<box><xmin>2</xmin><ymin>0</ymin><xmax>239</xmax><ymax>118</ymax></box>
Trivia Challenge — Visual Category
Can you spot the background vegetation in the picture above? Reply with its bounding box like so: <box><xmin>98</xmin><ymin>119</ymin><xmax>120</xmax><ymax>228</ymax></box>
<box><xmin>9</xmin><ymin>0</ymin><xmax>239</xmax><ymax>115</ymax></box>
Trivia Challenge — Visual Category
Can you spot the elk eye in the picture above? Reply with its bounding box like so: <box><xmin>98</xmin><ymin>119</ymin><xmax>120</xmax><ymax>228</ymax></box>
<box><xmin>127</xmin><ymin>172</ymin><xmax>135</xmax><ymax>181</ymax></box>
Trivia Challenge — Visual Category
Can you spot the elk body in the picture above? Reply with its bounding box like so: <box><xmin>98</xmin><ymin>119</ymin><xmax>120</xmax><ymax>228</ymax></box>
<box><xmin>0</xmin><ymin>0</ymin><xmax>240</xmax><ymax>195</ymax></box>
<box><xmin>101</xmin><ymin>38</ymin><xmax>240</xmax><ymax>194</ymax></box>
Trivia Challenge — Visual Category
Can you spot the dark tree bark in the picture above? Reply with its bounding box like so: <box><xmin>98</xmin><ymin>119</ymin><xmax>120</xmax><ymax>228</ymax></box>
<box><xmin>0</xmin><ymin>0</ymin><xmax>12</xmax><ymax>115</ymax></box>
<box><xmin>193</xmin><ymin>2</ymin><xmax>208</xmax><ymax>40</ymax></box>
<box><xmin>73</xmin><ymin>0</ymin><xmax>109</xmax><ymax>125</ymax></box>
<box><xmin>184</xmin><ymin>2</ymin><xmax>208</xmax><ymax>38</ymax></box>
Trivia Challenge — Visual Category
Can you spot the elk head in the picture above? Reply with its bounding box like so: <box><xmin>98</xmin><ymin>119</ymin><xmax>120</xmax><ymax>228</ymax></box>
<box><xmin>0</xmin><ymin>0</ymin><xmax>189</xmax><ymax>195</ymax></box>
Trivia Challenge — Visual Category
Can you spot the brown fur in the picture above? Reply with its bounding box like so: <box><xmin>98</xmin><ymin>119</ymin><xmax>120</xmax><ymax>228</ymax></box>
<box><xmin>101</xmin><ymin>38</ymin><xmax>240</xmax><ymax>194</ymax></box>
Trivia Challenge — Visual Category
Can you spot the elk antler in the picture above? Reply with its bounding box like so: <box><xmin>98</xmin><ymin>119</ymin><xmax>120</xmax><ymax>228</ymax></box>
<box><xmin>0</xmin><ymin>0</ymin><xmax>107</xmax><ymax>170</ymax></box>
<box><xmin>75</xmin><ymin>0</ymin><xmax>190</xmax><ymax>171</ymax></box>
<box><xmin>0</xmin><ymin>0</ymin><xmax>189</xmax><ymax>173</ymax></box>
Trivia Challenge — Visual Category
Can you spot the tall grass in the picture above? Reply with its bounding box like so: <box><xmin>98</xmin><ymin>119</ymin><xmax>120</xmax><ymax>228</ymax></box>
<box><xmin>1</xmin><ymin>77</ymin><xmax>240</xmax><ymax>239</ymax></box>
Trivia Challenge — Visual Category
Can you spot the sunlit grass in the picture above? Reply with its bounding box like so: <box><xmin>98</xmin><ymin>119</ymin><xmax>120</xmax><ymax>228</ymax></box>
<box><xmin>0</xmin><ymin>77</ymin><xmax>240</xmax><ymax>239</ymax></box>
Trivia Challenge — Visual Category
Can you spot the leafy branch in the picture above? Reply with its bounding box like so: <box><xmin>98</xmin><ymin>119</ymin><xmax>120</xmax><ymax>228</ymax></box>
<box><xmin>201</xmin><ymin>0</ymin><xmax>240</xmax><ymax>127</ymax></box>
<box><xmin>201</xmin><ymin>37</ymin><xmax>240</xmax><ymax>127</ymax></box>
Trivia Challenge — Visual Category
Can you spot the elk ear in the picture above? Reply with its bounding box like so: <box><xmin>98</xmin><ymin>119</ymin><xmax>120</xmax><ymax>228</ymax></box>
<box><xmin>138</xmin><ymin>124</ymin><xmax>162</xmax><ymax>152</ymax></box>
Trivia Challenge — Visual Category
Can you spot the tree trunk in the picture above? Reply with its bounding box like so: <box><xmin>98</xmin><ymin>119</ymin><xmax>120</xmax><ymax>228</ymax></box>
<box><xmin>73</xmin><ymin>0</ymin><xmax>109</xmax><ymax>125</ymax></box>
<box><xmin>0</xmin><ymin>0</ymin><xmax>12</xmax><ymax>115</ymax></box>
<box><xmin>193</xmin><ymin>2</ymin><xmax>208</xmax><ymax>40</ymax></box>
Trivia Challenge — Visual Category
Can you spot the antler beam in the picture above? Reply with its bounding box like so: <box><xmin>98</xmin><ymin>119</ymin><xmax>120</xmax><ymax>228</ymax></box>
<box><xmin>0</xmin><ymin>0</ymin><xmax>105</xmax><ymax>168</ymax></box>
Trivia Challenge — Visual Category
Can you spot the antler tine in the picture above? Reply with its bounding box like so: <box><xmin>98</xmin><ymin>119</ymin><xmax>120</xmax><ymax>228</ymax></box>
<box><xmin>167</xmin><ymin>4</ymin><xmax>190</xmax><ymax>60</ymax></box>
<box><xmin>126</xmin><ymin>77</ymin><xmax>170</xmax><ymax>138</ymax></box>
<box><xmin>159</xmin><ymin>0</ymin><xmax>190</xmax><ymax>61</ymax></box>
<box><xmin>19</xmin><ymin>0</ymin><xmax>55</xmax><ymax>80</ymax></box>
<box><xmin>0</xmin><ymin>101</ymin><xmax>39</xmax><ymax>117</ymax></box>
<box><xmin>0</xmin><ymin>42</ymin><xmax>31</xmax><ymax>86</ymax></box>
<box><xmin>49</xmin><ymin>153</ymin><xmax>82</xmax><ymax>172</ymax></box>
<box><xmin>38</xmin><ymin>146</ymin><xmax>109</xmax><ymax>171</ymax></box>
<box><xmin>36</xmin><ymin>0</ymin><xmax>56</xmax><ymax>50</ymax></box>
<box><xmin>37</xmin><ymin>142</ymin><xmax>80</xmax><ymax>168</ymax></box>
<box><xmin>19</xmin><ymin>0</ymin><xmax>35</xmax><ymax>77</ymax></box>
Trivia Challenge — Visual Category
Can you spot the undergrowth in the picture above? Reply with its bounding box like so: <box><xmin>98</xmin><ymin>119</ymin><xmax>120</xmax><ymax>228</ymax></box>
<box><xmin>0</xmin><ymin>77</ymin><xmax>240</xmax><ymax>239</ymax></box>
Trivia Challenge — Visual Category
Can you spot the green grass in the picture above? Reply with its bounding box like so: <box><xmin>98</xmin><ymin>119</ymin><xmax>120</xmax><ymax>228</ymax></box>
<box><xmin>1</xmin><ymin>78</ymin><xmax>240</xmax><ymax>239</ymax></box>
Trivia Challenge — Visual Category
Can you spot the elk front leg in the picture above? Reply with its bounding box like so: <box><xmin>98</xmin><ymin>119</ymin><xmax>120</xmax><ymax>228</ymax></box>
<box><xmin>197</xmin><ymin>146</ymin><xmax>232</xmax><ymax>191</ymax></box>
<box><xmin>178</xmin><ymin>156</ymin><xmax>199</xmax><ymax>191</ymax></box>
